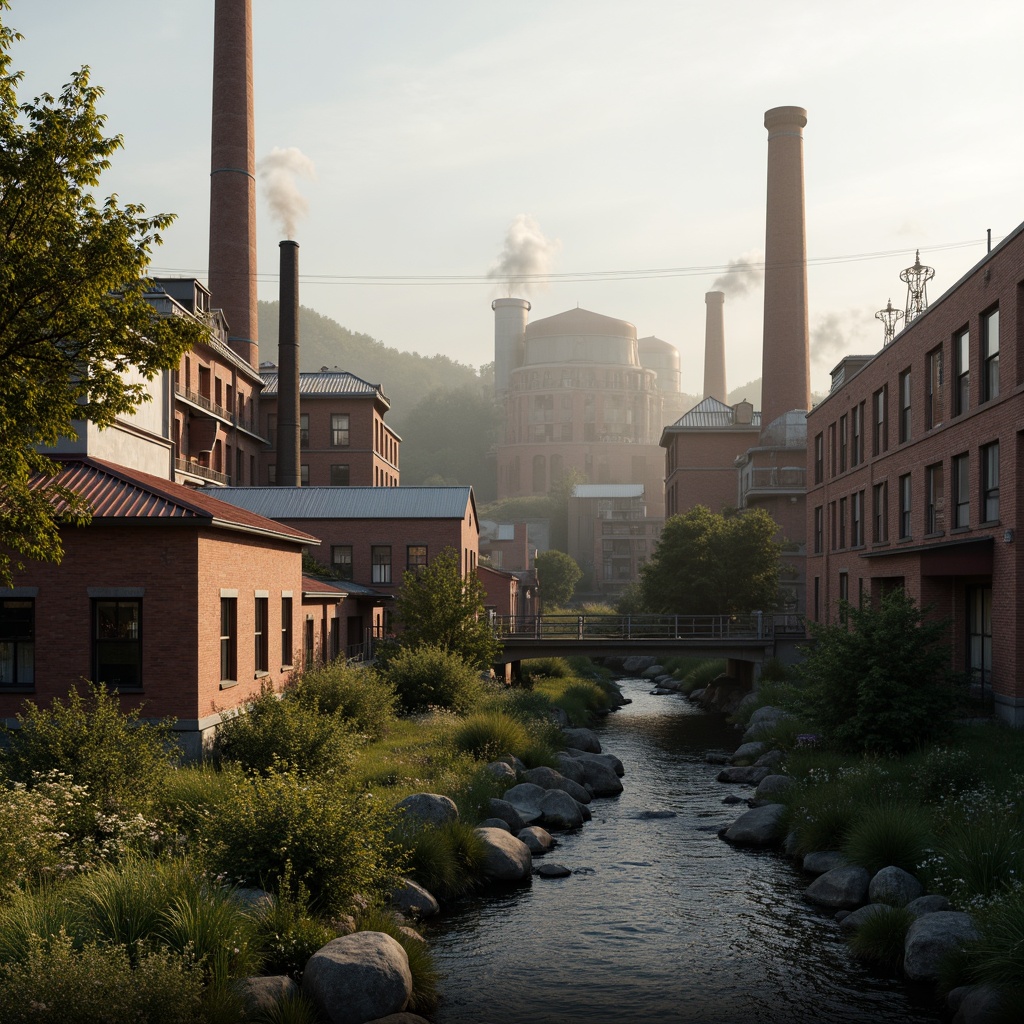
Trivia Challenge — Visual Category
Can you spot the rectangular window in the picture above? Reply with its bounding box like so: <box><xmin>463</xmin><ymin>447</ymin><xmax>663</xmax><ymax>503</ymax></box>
<box><xmin>829</xmin><ymin>424</ymin><xmax>837</xmax><ymax>477</ymax></box>
<box><xmin>331</xmin><ymin>413</ymin><xmax>350</xmax><ymax>447</ymax></box>
<box><xmin>0</xmin><ymin>599</ymin><xmax>34</xmax><ymax>686</ymax></box>
<box><xmin>304</xmin><ymin>618</ymin><xmax>314</xmax><ymax>669</ymax></box>
<box><xmin>254</xmin><ymin>596</ymin><xmax>268</xmax><ymax>674</ymax></box>
<box><xmin>331</xmin><ymin>545</ymin><xmax>354</xmax><ymax>581</ymax></box>
<box><xmin>813</xmin><ymin>506</ymin><xmax>823</xmax><ymax>554</ymax></box>
<box><xmin>814</xmin><ymin>433</ymin><xmax>824</xmax><ymax>484</ymax></box>
<box><xmin>838</xmin><ymin>496</ymin><xmax>848</xmax><ymax>549</ymax></box>
<box><xmin>872</xmin><ymin>482</ymin><xmax>888</xmax><ymax>543</ymax></box>
<box><xmin>954</xmin><ymin>327</ymin><xmax>970</xmax><ymax>415</ymax></box>
<box><xmin>851</xmin><ymin>491</ymin><xmax>863</xmax><ymax>547</ymax></box>
<box><xmin>299</xmin><ymin>413</ymin><xmax>310</xmax><ymax>448</ymax></box>
<box><xmin>330</xmin><ymin>464</ymin><xmax>350</xmax><ymax>486</ymax></box>
<box><xmin>281</xmin><ymin>596</ymin><xmax>293</xmax><ymax>666</ymax></box>
<box><xmin>829</xmin><ymin>501</ymin><xmax>837</xmax><ymax>551</ymax></box>
<box><xmin>300</xmin><ymin>465</ymin><xmax>309</xmax><ymax>486</ymax></box>
<box><xmin>898</xmin><ymin>369</ymin><xmax>912</xmax><ymax>443</ymax></box>
<box><xmin>873</xmin><ymin>385</ymin><xmax>888</xmax><ymax>455</ymax></box>
<box><xmin>899</xmin><ymin>473</ymin><xmax>912</xmax><ymax>539</ymax></box>
<box><xmin>850</xmin><ymin>403</ymin><xmax>863</xmax><ymax>466</ymax></box>
<box><xmin>981</xmin><ymin>442</ymin><xmax>999</xmax><ymax>522</ymax></box>
<box><xmin>371</xmin><ymin>546</ymin><xmax>392</xmax><ymax>584</ymax></box>
<box><xmin>267</xmin><ymin>464</ymin><xmax>276</xmax><ymax>485</ymax></box>
<box><xmin>94</xmin><ymin>599</ymin><xmax>142</xmax><ymax>689</ymax></box>
<box><xmin>406</xmin><ymin>545</ymin><xmax>428</xmax><ymax>572</ymax></box>
<box><xmin>839</xmin><ymin>414</ymin><xmax>848</xmax><ymax>472</ymax></box>
<box><xmin>220</xmin><ymin>597</ymin><xmax>237</xmax><ymax>682</ymax></box>
<box><xmin>953</xmin><ymin>452</ymin><xmax>970</xmax><ymax>529</ymax></box>
<box><xmin>926</xmin><ymin>463</ymin><xmax>945</xmax><ymax>534</ymax></box>
<box><xmin>982</xmin><ymin>307</ymin><xmax>999</xmax><ymax>402</ymax></box>
<box><xmin>926</xmin><ymin>346</ymin><xmax>944</xmax><ymax>430</ymax></box>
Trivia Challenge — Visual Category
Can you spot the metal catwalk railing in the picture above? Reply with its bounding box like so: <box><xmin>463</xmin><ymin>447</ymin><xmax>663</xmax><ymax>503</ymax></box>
<box><xmin>490</xmin><ymin>612</ymin><xmax>804</xmax><ymax>642</ymax></box>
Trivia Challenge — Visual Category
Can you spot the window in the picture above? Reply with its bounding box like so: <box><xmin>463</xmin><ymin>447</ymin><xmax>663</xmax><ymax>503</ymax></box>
<box><xmin>331</xmin><ymin>545</ymin><xmax>353</xmax><ymax>581</ymax></box>
<box><xmin>331</xmin><ymin>413</ymin><xmax>350</xmax><ymax>447</ymax></box>
<box><xmin>952</xmin><ymin>453</ymin><xmax>970</xmax><ymax>529</ymax></box>
<box><xmin>838</xmin><ymin>496</ymin><xmax>847</xmax><ymax>549</ymax></box>
<box><xmin>981</xmin><ymin>442</ymin><xmax>999</xmax><ymax>522</ymax></box>
<box><xmin>304</xmin><ymin>618</ymin><xmax>314</xmax><ymax>669</ymax></box>
<box><xmin>220</xmin><ymin>598</ymin><xmax>237</xmax><ymax>682</ymax></box>
<box><xmin>851</xmin><ymin>491</ymin><xmax>863</xmax><ymax>547</ymax></box>
<box><xmin>828</xmin><ymin>424</ymin><xmax>837</xmax><ymax>477</ymax></box>
<box><xmin>300</xmin><ymin>465</ymin><xmax>309</xmax><ymax>486</ymax></box>
<box><xmin>406</xmin><ymin>545</ymin><xmax>428</xmax><ymax>572</ymax></box>
<box><xmin>281</xmin><ymin>596</ymin><xmax>293</xmax><ymax>666</ymax></box>
<box><xmin>898</xmin><ymin>370</ymin><xmax>912</xmax><ymax>443</ymax></box>
<box><xmin>267</xmin><ymin>464</ymin><xmax>276</xmax><ymax>485</ymax></box>
<box><xmin>954</xmin><ymin>327</ymin><xmax>970</xmax><ymax>415</ymax></box>
<box><xmin>0</xmin><ymin>599</ymin><xmax>34</xmax><ymax>686</ymax></box>
<box><xmin>926</xmin><ymin>346</ymin><xmax>944</xmax><ymax>430</ymax></box>
<box><xmin>829</xmin><ymin>501</ymin><xmax>837</xmax><ymax>551</ymax></box>
<box><xmin>982</xmin><ymin>307</ymin><xmax>999</xmax><ymax>402</ymax></box>
<box><xmin>899</xmin><ymin>474</ymin><xmax>912</xmax><ymax>539</ymax></box>
<box><xmin>813</xmin><ymin>506</ymin><xmax>823</xmax><ymax>554</ymax></box>
<box><xmin>254</xmin><ymin>596</ymin><xmax>268</xmax><ymax>674</ymax></box>
<box><xmin>850</xmin><ymin>403</ymin><xmax>863</xmax><ymax>466</ymax></box>
<box><xmin>94</xmin><ymin>599</ymin><xmax>142</xmax><ymax>689</ymax></box>
<box><xmin>839</xmin><ymin>414</ymin><xmax>848</xmax><ymax>472</ymax></box>
<box><xmin>371</xmin><ymin>546</ymin><xmax>392</xmax><ymax>584</ymax></box>
<box><xmin>872</xmin><ymin>482</ymin><xmax>888</xmax><ymax>543</ymax></box>
<box><xmin>813</xmin><ymin>433</ymin><xmax>824</xmax><ymax>484</ymax></box>
<box><xmin>330</xmin><ymin>464</ymin><xmax>350</xmax><ymax>486</ymax></box>
<box><xmin>299</xmin><ymin>413</ymin><xmax>310</xmax><ymax>448</ymax></box>
<box><xmin>926</xmin><ymin>463</ymin><xmax>945</xmax><ymax>534</ymax></box>
<box><xmin>873</xmin><ymin>385</ymin><xmax>888</xmax><ymax>455</ymax></box>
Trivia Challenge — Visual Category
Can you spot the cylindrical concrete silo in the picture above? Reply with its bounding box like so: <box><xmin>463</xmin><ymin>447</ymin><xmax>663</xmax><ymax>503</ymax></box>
<box><xmin>638</xmin><ymin>336</ymin><xmax>681</xmax><ymax>393</ymax></box>
<box><xmin>493</xmin><ymin>297</ymin><xmax>531</xmax><ymax>397</ymax></box>
<box><xmin>703</xmin><ymin>291</ymin><xmax>727</xmax><ymax>403</ymax></box>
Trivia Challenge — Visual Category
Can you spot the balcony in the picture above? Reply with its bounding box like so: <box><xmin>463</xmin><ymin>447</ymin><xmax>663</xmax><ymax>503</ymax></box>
<box><xmin>174</xmin><ymin>382</ymin><xmax>261</xmax><ymax>437</ymax></box>
<box><xmin>174</xmin><ymin>458</ymin><xmax>230</xmax><ymax>486</ymax></box>
<box><xmin>740</xmin><ymin>465</ymin><xmax>806</xmax><ymax>500</ymax></box>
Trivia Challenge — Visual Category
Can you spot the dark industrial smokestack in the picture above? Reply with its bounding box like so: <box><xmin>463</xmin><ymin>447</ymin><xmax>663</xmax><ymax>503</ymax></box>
<box><xmin>760</xmin><ymin>105</ymin><xmax>810</xmax><ymax>432</ymax></box>
<box><xmin>703</xmin><ymin>291</ymin><xmax>727</xmax><ymax>402</ymax></box>
<box><xmin>209</xmin><ymin>0</ymin><xmax>258</xmax><ymax>369</ymax></box>
<box><xmin>276</xmin><ymin>241</ymin><xmax>301</xmax><ymax>487</ymax></box>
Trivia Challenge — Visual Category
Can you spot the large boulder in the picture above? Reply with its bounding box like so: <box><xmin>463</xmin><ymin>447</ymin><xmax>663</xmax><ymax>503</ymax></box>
<box><xmin>805</xmin><ymin>866</ymin><xmax>871</xmax><ymax>909</ymax></box>
<box><xmin>566</xmin><ymin>758</ymin><xmax>623</xmax><ymax>797</ymax></box>
<box><xmin>722</xmin><ymin>803</ymin><xmax>786</xmax><ymax>846</ymax></box>
<box><xmin>390</xmin><ymin>878</ymin><xmax>439</xmax><ymax>919</ymax></box>
<box><xmin>517</xmin><ymin>825</ymin><xmax>555</xmax><ymax>853</ymax></box>
<box><xmin>907</xmin><ymin>894</ymin><xmax>951</xmax><ymax>918</ymax></box>
<box><xmin>474</xmin><ymin>826</ymin><xmax>532</xmax><ymax>881</ymax></box>
<box><xmin>303</xmin><ymin>932</ymin><xmax>412</xmax><ymax>1024</ymax></box>
<box><xmin>564</xmin><ymin>749</ymin><xmax>625</xmax><ymax>777</ymax></box>
<box><xmin>487</xmin><ymin>798</ymin><xmax>528</xmax><ymax>832</ymax></box>
<box><xmin>742</xmin><ymin>705</ymin><xmax>794</xmax><ymax>742</ymax></box>
<box><xmin>754</xmin><ymin>774</ymin><xmax>793</xmax><ymax>802</ymax></box>
<box><xmin>730</xmin><ymin>741</ymin><xmax>767</xmax><ymax>764</ymax></box>
<box><xmin>641</xmin><ymin>664</ymin><xmax>667</xmax><ymax>679</ymax></box>
<box><xmin>561</xmin><ymin>727</ymin><xmax>602</xmax><ymax>753</ymax></box>
<box><xmin>622</xmin><ymin>655</ymin><xmax>657</xmax><ymax>674</ymax></box>
<box><xmin>521</xmin><ymin>765</ymin><xmax>592</xmax><ymax>804</ymax></box>
<box><xmin>950</xmin><ymin>985</ymin><xmax>1004</xmax><ymax>1024</ymax></box>
<box><xmin>904</xmin><ymin>912</ymin><xmax>979</xmax><ymax>982</ymax></box>
<box><xmin>802</xmin><ymin>851</ymin><xmax>849</xmax><ymax>875</ymax></box>
<box><xmin>484</xmin><ymin>761</ymin><xmax>517</xmax><ymax>784</ymax></box>
<box><xmin>717</xmin><ymin>766</ymin><xmax>771</xmax><ymax>785</ymax></box>
<box><xmin>553</xmin><ymin>752</ymin><xmax>587</xmax><ymax>784</ymax></box>
<box><xmin>396</xmin><ymin>793</ymin><xmax>458</xmax><ymax>829</ymax></box>
<box><xmin>868</xmin><ymin>866</ymin><xmax>924</xmax><ymax>907</ymax></box>
<box><xmin>234</xmin><ymin>976</ymin><xmax>298</xmax><ymax>1019</ymax></box>
<box><xmin>502</xmin><ymin>783</ymin><xmax>585</xmax><ymax>829</ymax></box>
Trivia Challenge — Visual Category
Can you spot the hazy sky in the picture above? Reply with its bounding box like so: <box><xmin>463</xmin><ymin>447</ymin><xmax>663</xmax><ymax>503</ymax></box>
<box><xmin>10</xmin><ymin>1</ymin><xmax>1024</xmax><ymax>396</ymax></box>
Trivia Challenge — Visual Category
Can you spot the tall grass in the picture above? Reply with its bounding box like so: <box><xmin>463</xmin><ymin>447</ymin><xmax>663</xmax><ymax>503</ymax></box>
<box><xmin>841</xmin><ymin>801</ymin><xmax>934</xmax><ymax>875</ymax></box>
<box><xmin>847</xmin><ymin>905</ymin><xmax>914</xmax><ymax>972</ymax></box>
<box><xmin>677</xmin><ymin>659</ymin><xmax>726</xmax><ymax>696</ymax></box>
<box><xmin>452</xmin><ymin>712</ymin><xmax>530</xmax><ymax>761</ymax></box>
<box><xmin>401</xmin><ymin>820</ymin><xmax>489</xmax><ymax>902</ymax></box>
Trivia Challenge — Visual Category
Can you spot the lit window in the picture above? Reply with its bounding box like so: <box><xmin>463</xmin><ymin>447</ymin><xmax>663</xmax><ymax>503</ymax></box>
<box><xmin>406</xmin><ymin>545</ymin><xmax>428</xmax><ymax>572</ymax></box>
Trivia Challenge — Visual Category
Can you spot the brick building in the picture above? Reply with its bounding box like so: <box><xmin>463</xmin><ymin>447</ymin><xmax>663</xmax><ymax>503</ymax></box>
<box><xmin>805</xmin><ymin>222</ymin><xmax>1024</xmax><ymax>726</ymax></box>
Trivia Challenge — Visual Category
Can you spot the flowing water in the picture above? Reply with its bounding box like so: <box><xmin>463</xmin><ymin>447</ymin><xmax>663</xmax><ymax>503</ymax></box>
<box><xmin>425</xmin><ymin>678</ymin><xmax>946</xmax><ymax>1024</ymax></box>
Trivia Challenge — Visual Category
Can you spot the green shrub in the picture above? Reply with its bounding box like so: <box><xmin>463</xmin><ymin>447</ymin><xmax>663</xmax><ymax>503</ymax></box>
<box><xmin>678</xmin><ymin>659</ymin><xmax>726</xmax><ymax>696</ymax></box>
<box><xmin>152</xmin><ymin>764</ymin><xmax>243</xmax><ymax>842</ymax></box>
<box><xmin>847</xmin><ymin>905</ymin><xmax>914</xmax><ymax>972</ymax></box>
<box><xmin>841</xmin><ymin>801</ymin><xmax>934</xmax><ymax>875</ymax></box>
<box><xmin>452</xmin><ymin>712</ymin><xmax>530</xmax><ymax>761</ymax></box>
<box><xmin>962</xmin><ymin>888</ymin><xmax>1024</xmax><ymax>1007</ymax></box>
<box><xmin>757</xmin><ymin>657</ymin><xmax>791</xmax><ymax>683</ymax></box>
<box><xmin>385</xmin><ymin>645</ymin><xmax>483</xmax><ymax>715</ymax></box>
<box><xmin>214</xmin><ymin>687</ymin><xmax>355</xmax><ymax>776</ymax></box>
<box><xmin>288</xmin><ymin>661</ymin><xmax>397</xmax><ymax>740</ymax></box>
<box><xmin>403</xmin><ymin>819</ymin><xmax>488</xmax><ymax>901</ymax></box>
<box><xmin>253</xmin><ymin>871</ymin><xmax>333</xmax><ymax>982</ymax></box>
<box><xmin>909</xmin><ymin>745</ymin><xmax>984</xmax><ymax>804</ymax></box>
<box><xmin>247</xmin><ymin>992</ymin><xmax>323</xmax><ymax>1024</ymax></box>
<box><xmin>353</xmin><ymin>907</ymin><xmax>440</xmax><ymax>1013</ymax></box>
<box><xmin>522</xmin><ymin>657</ymin><xmax>573</xmax><ymax>680</ymax></box>
<box><xmin>1</xmin><ymin>682</ymin><xmax>179</xmax><ymax>817</ymax></box>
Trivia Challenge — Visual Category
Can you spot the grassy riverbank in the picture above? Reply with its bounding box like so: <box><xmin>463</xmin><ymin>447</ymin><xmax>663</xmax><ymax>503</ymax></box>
<box><xmin>0</xmin><ymin>654</ymin><xmax>620</xmax><ymax>1023</ymax></box>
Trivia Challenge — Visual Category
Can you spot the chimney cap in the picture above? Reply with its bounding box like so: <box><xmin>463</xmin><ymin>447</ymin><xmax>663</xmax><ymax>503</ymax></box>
<box><xmin>705</xmin><ymin>291</ymin><xmax>725</xmax><ymax>304</ymax></box>
<box><xmin>764</xmin><ymin>105</ymin><xmax>807</xmax><ymax>131</ymax></box>
<box><xmin>492</xmin><ymin>297</ymin><xmax>531</xmax><ymax>312</ymax></box>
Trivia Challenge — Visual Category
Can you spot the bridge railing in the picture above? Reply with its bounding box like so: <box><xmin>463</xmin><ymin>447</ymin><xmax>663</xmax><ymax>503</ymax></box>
<box><xmin>491</xmin><ymin>612</ymin><xmax>802</xmax><ymax>641</ymax></box>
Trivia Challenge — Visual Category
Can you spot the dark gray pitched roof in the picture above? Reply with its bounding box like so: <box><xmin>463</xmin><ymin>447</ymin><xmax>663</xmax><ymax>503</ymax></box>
<box><xmin>215</xmin><ymin>486</ymin><xmax>474</xmax><ymax>521</ymax></box>
<box><xmin>260</xmin><ymin>371</ymin><xmax>388</xmax><ymax>404</ymax></box>
<box><xmin>668</xmin><ymin>396</ymin><xmax>762</xmax><ymax>428</ymax></box>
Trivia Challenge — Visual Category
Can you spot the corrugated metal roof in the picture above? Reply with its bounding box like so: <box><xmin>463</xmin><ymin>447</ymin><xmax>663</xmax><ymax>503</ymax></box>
<box><xmin>260</xmin><ymin>371</ymin><xmax>387</xmax><ymax>401</ymax></box>
<box><xmin>302</xmin><ymin>574</ymin><xmax>347</xmax><ymax>598</ymax></box>
<box><xmin>215</xmin><ymin>486</ymin><xmax>474</xmax><ymax>521</ymax></box>
<box><xmin>668</xmin><ymin>396</ymin><xmax>762</xmax><ymax>428</ymax></box>
<box><xmin>30</xmin><ymin>458</ymin><xmax>316</xmax><ymax>545</ymax></box>
<box><xmin>571</xmin><ymin>483</ymin><xmax>645</xmax><ymax>499</ymax></box>
<box><xmin>300</xmin><ymin>575</ymin><xmax>392</xmax><ymax>600</ymax></box>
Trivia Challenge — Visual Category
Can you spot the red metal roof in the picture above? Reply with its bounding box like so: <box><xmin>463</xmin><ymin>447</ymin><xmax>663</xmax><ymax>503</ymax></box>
<box><xmin>31</xmin><ymin>457</ymin><xmax>317</xmax><ymax>546</ymax></box>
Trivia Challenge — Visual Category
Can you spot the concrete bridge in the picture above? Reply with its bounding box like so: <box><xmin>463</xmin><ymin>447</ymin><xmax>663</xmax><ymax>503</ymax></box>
<box><xmin>490</xmin><ymin>612</ymin><xmax>807</xmax><ymax>685</ymax></box>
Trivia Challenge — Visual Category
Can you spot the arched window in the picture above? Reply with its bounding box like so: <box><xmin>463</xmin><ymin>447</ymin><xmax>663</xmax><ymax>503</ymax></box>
<box><xmin>532</xmin><ymin>454</ymin><xmax>546</xmax><ymax>494</ymax></box>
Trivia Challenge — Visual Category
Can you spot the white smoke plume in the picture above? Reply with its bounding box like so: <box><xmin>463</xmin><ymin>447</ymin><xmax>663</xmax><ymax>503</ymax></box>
<box><xmin>258</xmin><ymin>147</ymin><xmax>316</xmax><ymax>240</ymax></box>
<box><xmin>711</xmin><ymin>250</ymin><xmax>764</xmax><ymax>297</ymax></box>
<box><xmin>811</xmin><ymin>309</ymin><xmax>876</xmax><ymax>368</ymax></box>
<box><xmin>489</xmin><ymin>214</ymin><xmax>560</xmax><ymax>297</ymax></box>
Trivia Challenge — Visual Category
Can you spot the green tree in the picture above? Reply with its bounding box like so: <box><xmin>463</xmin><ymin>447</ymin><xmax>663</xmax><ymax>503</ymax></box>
<box><xmin>393</xmin><ymin>547</ymin><xmax>500</xmax><ymax>669</ymax></box>
<box><xmin>535</xmin><ymin>549</ymin><xmax>582</xmax><ymax>609</ymax></box>
<box><xmin>796</xmin><ymin>590</ymin><xmax>960</xmax><ymax>755</ymax></box>
<box><xmin>638</xmin><ymin>505</ymin><xmax>781</xmax><ymax>614</ymax></box>
<box><xmin>0</xmin><ymin>8</ymin><xmax>203</xmax><ymax>585</ymax></box>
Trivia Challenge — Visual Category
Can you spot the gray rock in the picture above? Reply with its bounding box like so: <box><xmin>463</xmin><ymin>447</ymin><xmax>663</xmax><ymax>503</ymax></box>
<box><xmin>474</xmin><ymin>826</ymin><xmax>532</xmax><ymax>881</ymax></box>
<box><xmin>838</xmin><ymin>902</ymin><xmax>891</xmax><ymax>935</ymax></box>
<box><xmin>396</xmin><ymin>925</ymin><xmax>425</xmax><ymax>945</ymax></box>
<box><xmin>742</xmin><ymin>706</ymin><xmax>795</xmax><ymax>742</ymax></box>
<box><xmin>907</xmin><ymin>894</ymin><xmax>951</xmax><ymax>918</ymax></box>
<box><xmin>722</xmin><ymin>803</ymin><xmax>786</xmax><ymax>846</ymax></box>
<box><xmin>754</xmin><ymin>774</ymin><xmax>793</xmax><ymax>801</ymax></box>
<box><xmin>722</xmin><ymin>794</ymin><xmax>744</xmax><ymax>805</ymax></box>
<box><xmin>805</xmin><ymin>866</ymin><xmax>871</xmax><ymax>909</ymax></box>
<box><xmin>753</xmin><ymin>749</ymin><xmax>786</xmax><ymax>768</ymax></box>
<box><xmin>390</xmin><ymin>878</ymin><xmax>439</xmax><ymax>919</ymax></box>
<box><xmin>396</xmin><ymin>793</ymin><xmax>458</xmax><ymax>829</ymax></box>
<box><xmin>734</xmin><ymin>692</ymin><xmax>759</xmax><ymax>717</ymax></box>
<box><xmin>517</xmin><ymin>825</ymin><xmax>555</xmax><ymax>853</ymax></box>
<box><xmin>564</xmin><ymin>749</ymin><xmax>625</xmax><ymax>777</ymax></box>
<box><xmin>521</xmin><ymin>765</ymin><xmax>592</xmax><ymax>804</ymax></box>
<box><xmin>622</xmin><ymin>655</ymin><xmax>657</xmax><ymax>674</ymax></box>
<box><xmin>705</xmin><ymin>752</ymin><xmax>730</xmax><ymax>765</ymax></box>
<box><xmin>576</xmin><ymin>799</ymin><xmax>592</xmax><ymax>822</ymax></box>
<box><xmin>484</xmin><ymin>761</ymin><xmax>517</xmax><ymax>783</ymax></box>
<box><xmin>234</xmin><ymin>975</ymin><xmax>298</xmax><ymax>1018</ymax></box>
<box><xmin>231</xmin><ymin>886</ymin><xmax>275</xmax><ymax>915</ymax></box>
<box><xmin>783</xmin><ymin>830</ymin><xmax>801</xmax><ymax>857</ymax></box>
<box><xmin>502</xmin><ymin>782</ymin><xmax>549</xmax><ymax>822</ymax></box>
<box><xmin>537</xmin><ymin>863</ymin><xmax>571</xmax><ymax>878</ymax></box>
<box><xmin>499</xmin><ymin>754</ymin><xmax>527</xmax><ymax>773</ymax></box>
<box><xmin>537</xmin><ymin>789</ymin><xmax>587</xmax><ymax>830</ymax></box>
<box><xmin>730</xmin><ymin>741</ymin><xmax>767</xmax><ymax>764</ymax></box>
<box><xmin>904</xmin><ymin>912</ymin><xmax>979</xmax><ymax>982</ymax></box>
<box><xmin>650</xmin><ymin>688</ymin><xmax>675</xmax><ymax>696</ymax></box>
<box><xmin>641</xmin><ymin>664</ymin><xmax>667</xmax><ymax>679</ymax></box>
<box><xmin>868</xmin><ymin>866</ymin><xmax>924</xmax><ymax>907</ymax></box>
<box><xmin>951</xmin><ymin>985</ymin><xmax>1003</xmax><ymax>1024</ymax></box>
<box><xmin>561</xmin><ymin>727</ymin><xmax>601</xmax><ymax>753</ymax></box>
<box><xmin>574</xmin><ymin>759</ymin><xmax>624</xmax><ymax>797</ymax></box>
<box><xmin>303</xmin><ymin>932</ymin><xmax>412</xmax><ymax>1024</ymax></box>
<box><xmin>802</xmin><ymin>851</ymin><xmax>850</xmax><ymax>875</ymax></box>
<box><xmin>717</xmin><ymin>766</ymin><xmax>771</xmax><ymax>785</ymax></box>
<box><xmin>478</xmin><ymin>817</ymin><xmax>511</xmax><ymax>832</ymax></box>
<box><xmin>689</xmin><ymin>687</ymin><xmax>706</xmax><ymax>701</ymax></box>
<box><xmin>487</xmin><ymin>798</ymin><xmax>528</xmax><ymax>833</ymax></box>
<box><xmin>553</xmin><ymin>752</ymin><xmax>587</xmax><ymax>784</ymax></box>
<box><xmin>548</xmin><ymin>706</ymin><xmax>571</xmax><ymax>727</ymax></box>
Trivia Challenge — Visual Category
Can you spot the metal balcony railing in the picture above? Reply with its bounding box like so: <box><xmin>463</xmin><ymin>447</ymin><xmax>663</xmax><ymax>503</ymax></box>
<box><xmin>174</xmin><ymin>458</ymin><xmax>230</xmax><ymax>486</ymax></box>
<box><xmin>741</xmin><ymin>466</ymin><xmax>807</xmax><ymax>494</ymax></box>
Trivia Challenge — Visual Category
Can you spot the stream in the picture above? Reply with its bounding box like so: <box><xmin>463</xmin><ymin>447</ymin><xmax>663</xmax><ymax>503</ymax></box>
<box><xmin>424</xmin><ymin>677</ymin><xmax>946</xmax><ymax>1024</ymax></box>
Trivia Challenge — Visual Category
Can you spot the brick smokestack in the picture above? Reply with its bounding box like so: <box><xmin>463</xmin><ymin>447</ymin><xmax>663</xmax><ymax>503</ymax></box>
<box><xmin>209</xmin><ymin>0</ymin><xmax>258</xmax><ymax>369</ymax></box>
<box><xmin>760</xmin><ymin>105</ymin><xmax>810</xmax><ymax>432</ymax></box>
<box><xmin>703</xmin><ymin>291</ymin><xmax>727</xmax><ymax>402</ymax></box>
<box><xmin>276</xmin><ymin>241</ymin><xmax>301</xmax><ymax>487</ymax></box>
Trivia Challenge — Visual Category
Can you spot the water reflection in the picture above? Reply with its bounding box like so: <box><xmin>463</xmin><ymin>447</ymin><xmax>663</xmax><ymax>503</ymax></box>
<box><xmin>426</xmin><ymin>679</ymin><xmax>944</xmax><ymax>1024</ymax></box>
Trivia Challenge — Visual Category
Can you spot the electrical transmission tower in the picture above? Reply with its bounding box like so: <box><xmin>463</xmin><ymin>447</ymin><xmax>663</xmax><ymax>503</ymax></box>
<box><xmin>875</xmin><ymin>298</ymin><xmax>905</xmax><ymax>346</ymax></box>
<box><xmin>900</xmin><ymin>250</ymin><xmax>935</xmax><ymax>324</ymax></box>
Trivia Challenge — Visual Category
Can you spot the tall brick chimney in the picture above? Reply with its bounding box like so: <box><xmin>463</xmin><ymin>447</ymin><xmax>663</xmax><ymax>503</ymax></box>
<box><xmin>703</xmin><ymin>291</ymin><xmax>727</xmax><ymax>403</ymax></box>
<box><xmin>760</xmin><ymin>106</ymin><xmax>810</xmax><ymax>433</ymax></box>
<box><xmin>275</xmin><ymin>241</ymin><xmax>301</xmax><ymax>487</ymax></box>
<box><xmin>209</xmin><ymin>0</ymin><xmax>258</xmax><ymax>369</ymax></box>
